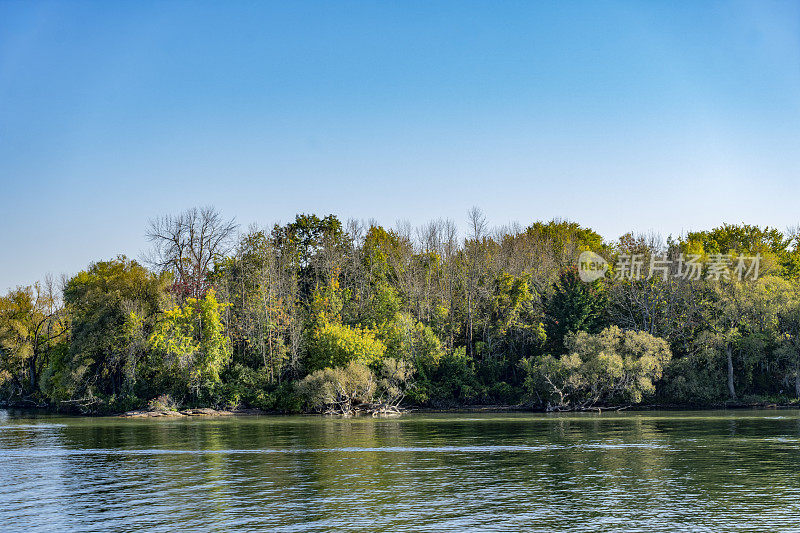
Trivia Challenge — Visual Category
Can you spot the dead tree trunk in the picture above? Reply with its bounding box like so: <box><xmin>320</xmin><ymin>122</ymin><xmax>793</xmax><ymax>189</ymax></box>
<box><xmin>726</xmin><ymin>345</ymin><xmax>737</xmax><ymax>401</ymax></box>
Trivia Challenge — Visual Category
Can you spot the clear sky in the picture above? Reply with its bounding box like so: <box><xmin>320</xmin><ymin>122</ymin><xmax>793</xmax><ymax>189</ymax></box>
<box><xmin>1</xmin><ymin>1</ymin><xmax>799</xmax><ymax>291</ymax></box>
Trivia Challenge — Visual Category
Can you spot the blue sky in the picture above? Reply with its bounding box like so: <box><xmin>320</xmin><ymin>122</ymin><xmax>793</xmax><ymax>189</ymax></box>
<box><xmin>1</xmin><ymin>1</ymin><xmax>799</xmax><ymax>290</ymax></box>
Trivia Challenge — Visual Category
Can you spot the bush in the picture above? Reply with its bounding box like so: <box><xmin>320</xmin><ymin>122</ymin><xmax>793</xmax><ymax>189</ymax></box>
<box><xmin>486</xmin><ymin>381</ymin><xmax>521</xmax><ymax>404</ymax></box>
<box><xmin>296</xmin><ymin>361</ymin><xmax>376</xmax><ymax>414</ymax></box>
<box><xmin>412</xmin><ymin>347</ymin><xmax>481</xmax><ymax>407</ymax></box>
<box><xmin>522</xmin><ymin>326</ymin><xmax>672</xmax><ymax>408</ymax></box>
<box><xmin>147</xmin><ymin>394</ymin><xmax>178</xmax><ymax>412</ymax></box>
<box><xmin>658</xmin><ymin>351</ymin><xmax>726</xmax><ymax>405</ymax></box>
<box><xmin>272</xmin><ymin>381</ymin><xmax>304</xmax><ymax>413</ymax></box>
<box><xmin>218</xmin><ymin>365</ymin><xmax>274</xmax><ymax>410</ymax></box>
<box><xmin>306</xmin><ymin>322</ymin><xmax>387</xmax><ymax>372</ymax></box>
<box><xmin>376</xmin><ymin>358</ymin><xmax>415</xmax><ymax>406</ymax></box>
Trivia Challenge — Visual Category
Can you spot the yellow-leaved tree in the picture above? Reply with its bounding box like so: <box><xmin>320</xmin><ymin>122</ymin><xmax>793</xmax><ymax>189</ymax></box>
<box><xmin>149</xmin><ymin>289</ymin><xmax>231</xmax><ymax>399</ymax></box>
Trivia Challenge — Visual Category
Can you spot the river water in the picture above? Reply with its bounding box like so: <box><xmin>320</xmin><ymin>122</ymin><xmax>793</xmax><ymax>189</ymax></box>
<box><xmin>1</xmin><ymin>409</ymin><xmax>799</xmax><ymax>532</ymax></box>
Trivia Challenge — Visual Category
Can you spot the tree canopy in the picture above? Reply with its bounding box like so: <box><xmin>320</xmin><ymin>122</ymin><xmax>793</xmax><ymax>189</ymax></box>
<box><xmin>4</xmin><ymin>211</ymin><xmax>800</xmax><ymax>413</ymax></box>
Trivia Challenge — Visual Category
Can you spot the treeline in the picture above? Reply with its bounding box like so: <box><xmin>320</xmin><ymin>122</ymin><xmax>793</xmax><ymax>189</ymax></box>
<box><xmin>3</xmin><ymin>206</ymin><xmax>800</xmax><ymax>413</ymax></box>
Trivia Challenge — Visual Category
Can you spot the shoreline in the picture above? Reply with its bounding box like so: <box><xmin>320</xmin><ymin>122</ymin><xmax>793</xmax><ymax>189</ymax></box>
<box><xmin>116</xmin><ymin>401</ymin><xmax>800</xmax><ymax>417</ymax></box>
<box><xmin>4</xmin><ymin>402</ymin><xmax>799</xmax><ymax>418</ymax></box>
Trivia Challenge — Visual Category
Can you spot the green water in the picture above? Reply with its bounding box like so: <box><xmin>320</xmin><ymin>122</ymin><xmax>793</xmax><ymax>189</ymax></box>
<box><xmin>1</xmin><ymin>409</ymin><xmax>799</xmax><ymax>532</ymax></box>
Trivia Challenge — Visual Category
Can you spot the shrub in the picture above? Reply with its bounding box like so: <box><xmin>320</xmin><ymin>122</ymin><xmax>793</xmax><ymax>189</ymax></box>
<box><xmin>306</xmin><ymin>322</ymin><xmax>386</xmax><ymax>372</ymax></box>
<box><xmin>147</xmin><ymin>394</ymin><xmax>179</xmax><ymax>412</ymax></box>
<box><xmin>376</xmin><ymin>357</ymin><xmax>415</xmax><ymax>406</ymax></box>
<box><xmin>218</xmin><ymin>364</ymin><xmax>273</xmax><ymax>410</ymax></box>
<box><xmin>522</xmin><ymin>326</ymin><xmax>672</xmax><ymax>408</ymax></box>
<box><xmin>486</xmin><ymin>381</ymin><xmax>521</xmax><ymax>404</ymax></box>
<box><xmin>296</xmin><ymin>361</ymin><xmax>376</xmax><ymax>414</ymax></box>
<box><xmin>413</xmin><ymin>346</ymin><xmax>481</xmax><ymax>407</ymax></box>
<box><xmin>658</xmin><ymin>351</ymin><xmax>727</xmax><ymax>405</ymax></box>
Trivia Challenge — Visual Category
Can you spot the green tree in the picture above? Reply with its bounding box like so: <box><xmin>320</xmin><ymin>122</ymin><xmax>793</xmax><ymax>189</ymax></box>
<box><xmin>680</xmin><ymin>223</ymin><xmax>791</xmax><ymax>278</ymax></box>
<box><xmin>545</xmin><ymin>268</ymin><xmax>606</xmax><ymax>354</ymax></box>
<box><xmin>149</xmin><ymin>288</ymin><xmax>231</xmax><ymax>400</ymax></box>
<box><xmin>306</xmin><ymin>321</ymin><xmax>386</xmax><ymax>372</ymax></box>
<box><xmin>48</xmin><ymin>257</ymin><xmax>168</xmax><ymax>409</ymax></box>
<box><xmin>699</xmin><ymin>276</ymin><xmax>792</xmax><ymax>401</ymax></box>
<box><xmin>0</xmin><ymin>281</ymin><xmax>66</xmax><ymax>400</ymax></box>
<box><xmin>481</xmin><ymin>271</ymin><xmax>545</xmax><ymax>361</ymax></box>
<box><xmin>271</xmin><ymin>214</ymin><xmax>348</xmax><ymax>295</ymax></box>
<box><xmin>523</xmin><ymin>326</ymin><xmax>672</xmax><ymax>408</ymax></box>
<box><xmin>215</xmin><ymin>228</ymin><xmax>298</xmax><ymax>381</ymax></box>
<box><xmin>776</xmin><ymin>300</ymin><xmax>800</xmax><ymax>399</ymax></box>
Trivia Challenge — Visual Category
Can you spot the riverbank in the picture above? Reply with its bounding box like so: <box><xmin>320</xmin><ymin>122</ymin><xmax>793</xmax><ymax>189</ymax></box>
<box><xmin>3</xmin><ymin>399</ymin><xmax>798</xmax><ymax>418</ymax></box>
<box><xmin>118</xmin><ymin>407</ymin><xmax>271</xmax><ymax>418</ymax></box>
<box><xmin>120</xmin><ymin>401</ymin><xmax>800</xmax><ymax>418</ymax></box>
<box><xmin>409</xmin><ymin>401</ymin><xmax>800</xmax><ymax>414</ymax></box>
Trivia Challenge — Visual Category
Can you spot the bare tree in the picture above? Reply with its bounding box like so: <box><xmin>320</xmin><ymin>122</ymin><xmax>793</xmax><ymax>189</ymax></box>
<box><xmin>439</xmin><ymin>218</ymin><xmax>459</xmax><ymax>348</ymax></box>
<box><xmin>146</xmin><ymin>206</ymin><xmax>238</xmax><ymax>299</ymax></box>
<box><xmin>465</xmin><ymin>207</ymin><xmax>490</xmax><ymax>355</ymax></box>
<box><xmin>467</xmin><ymin>206</ymin><xmax>488</xmax><ymax>242</ymax></box>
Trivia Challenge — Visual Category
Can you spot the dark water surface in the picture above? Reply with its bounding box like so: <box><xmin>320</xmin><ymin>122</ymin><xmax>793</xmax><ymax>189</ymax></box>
<box><xmin>1</xmin><ymin>409</ymin><xmax>799</xmax><ymax>532</ymax></box>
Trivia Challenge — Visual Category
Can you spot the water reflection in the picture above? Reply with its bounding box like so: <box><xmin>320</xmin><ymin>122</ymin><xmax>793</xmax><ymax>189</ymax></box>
<box><xmin>1</xmin><ymin>411</ymin><xmax>799</xmax><ymax>532</ymax></box>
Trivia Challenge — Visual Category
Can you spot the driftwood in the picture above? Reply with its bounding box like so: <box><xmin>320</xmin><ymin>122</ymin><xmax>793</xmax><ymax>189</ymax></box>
<box><xmin>119</xmin><ymin>407</ymin><xmax>267</xmax><ymax>418</ymax></box>
<box><xmin>545</xmin><ymin>403</ymin><xmax>631</xmax><ymax>413</ymax></box>
<box><xmin>323</xmin><ymin>401</ymin><xmax>404</xmax><ymax>417</ymax></box>
<box><xmin>59</xmin><ymin>396</ymin><xmax>104</xmax><ymax>413</ymax></box>
<box><xmin>361</xmin><ymin>402</ymin><xmax>403</xmax><ymax>417</ymax></box>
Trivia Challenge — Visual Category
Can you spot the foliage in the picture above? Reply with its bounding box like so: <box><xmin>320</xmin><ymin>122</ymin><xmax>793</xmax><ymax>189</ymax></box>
<box><xmin>523</xmin><ymin>326</ymin><xmax>672</xmax><ymax>408</ymax></box>
<box><xmin>376</xmin><ymin>357</ymin><xmax>415</xmax><ymax>406</ymax></box>
<box><xmin>545</xmin><ymin>268</ymin><xmax>606</xmax><ymax>354</ymax></box>
<box><xmin>413</xmin><ymin>346</ymin><xmax>481</xmax><ymax>406</ymax></box>
<box><xmin>0</xmin><ymin>282</ymin><xmax>66</xmax><ymax>401</ymax></box>
<box><xmin>10</xmin><ymin>208</ymin><xmax>800</xmax><ymax>414</ymax></box>
<box><xmin>149</xmin><ymin>289</ymin><xmax>232</xmax><ymax>400</ymax></box>
<box><xmin>45</xmin><ymin>257</ymin><xmax>168</xmax><ymax>409</ymax></box>
<box><xmin>296</xmin><ymin>361</ymin><xmax>376</xmax><ymax>414</ymax></box>
<box><xmin>306</xmin><ymin>321</ymin><xmax>387</xmax><ymax>372</ymax></box>
<box><xmin>679</xmin><ymin>223</ymin><xmax>791</xmax><ymax>278</ymax></box>
<box><xmin>147</xmin><ymin>394</ymin><xmax>179</xmax><ymax>412</ymax></box>
<box><xmin>697</xmin><ymin>276</ymin><xmax>796</xmax><ymax>401</ymax></box>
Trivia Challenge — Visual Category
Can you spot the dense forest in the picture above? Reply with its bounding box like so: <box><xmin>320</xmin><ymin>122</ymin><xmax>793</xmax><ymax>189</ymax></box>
<box><xmin>3</xmin><ymin>206</ymin><xmax>800</xmax><ymax>414</ymax></box>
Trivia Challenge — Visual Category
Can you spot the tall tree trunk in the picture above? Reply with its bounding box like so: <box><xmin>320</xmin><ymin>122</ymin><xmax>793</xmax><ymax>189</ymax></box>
<box><xmin>467</xmin><ymin>290</ymin><xmax>473</xmax><ymax>355</ymax></box>
<box><xmin>726</xmin><ymin>345</ymin><xmax>736</xmax><ymax>401</ymax></box>
<box><xmin>795</xmin><ymin>360</ymin><xmax>800</xmax><ymax>400</ymax></box>
<box><xmin>29</xmin><ymin>352</ymin><xmax>37</xmax><ymax>391</ymax></box>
